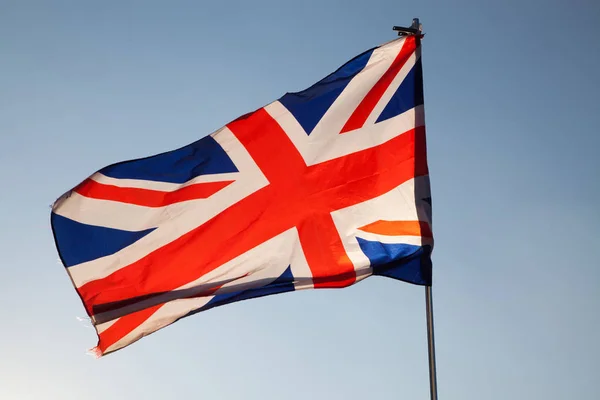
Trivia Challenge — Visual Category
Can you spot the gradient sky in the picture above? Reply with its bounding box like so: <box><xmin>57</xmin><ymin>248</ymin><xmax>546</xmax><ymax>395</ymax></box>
<box><xmin>1</xmin><ymin>1</ymin><xmax>599</xmax><ymax>399</ymax></box>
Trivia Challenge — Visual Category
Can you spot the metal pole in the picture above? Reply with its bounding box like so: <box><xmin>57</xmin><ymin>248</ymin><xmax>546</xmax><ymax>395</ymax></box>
<box><xmin>425</xmin><ymin>285</ymin><xmax>438</xmax><ymax>400</ymax></box>
<box><xmin>392</xmin><ymin>19</ymin><xmax>437</xmax><ymax>399</ymax></box>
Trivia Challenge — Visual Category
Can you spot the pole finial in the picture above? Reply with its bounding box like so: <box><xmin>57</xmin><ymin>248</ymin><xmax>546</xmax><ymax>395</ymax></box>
<box><xmin>392</xmin><ymin>18</ymin><xmax>422</xmax><ymax>36</ymax></box>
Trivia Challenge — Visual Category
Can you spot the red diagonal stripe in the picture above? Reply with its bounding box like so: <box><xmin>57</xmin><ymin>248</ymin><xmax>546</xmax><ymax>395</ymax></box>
<box><xmin>96</xmin><ymin>304</ymin><xmax>162</xmax><ymax>355</ymax></box>
<box><xmin>358</xmin><ymin>220</ymin><xmax>432</xmax><ymax>238</ymax></box>
<box><xmin>94</xmin><ymin>275</ymin><xmax>236</xmax><ymax>355</ymax></box>
<box><xmin>340</xmin><ymin>35</ymin><xmax>418</xmax><ymax>134</ymax></box>
<box><xmin>75</xmin><ymin>179</ymin><xmax>234</xmax><ymax>207</ymax></box>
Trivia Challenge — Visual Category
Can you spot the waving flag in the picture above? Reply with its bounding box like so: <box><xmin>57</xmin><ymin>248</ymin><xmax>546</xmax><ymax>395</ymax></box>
<box><xmin>51</xmin><ymin>34</ymin><xmax>433</xmax><ymax>356</ymax></box>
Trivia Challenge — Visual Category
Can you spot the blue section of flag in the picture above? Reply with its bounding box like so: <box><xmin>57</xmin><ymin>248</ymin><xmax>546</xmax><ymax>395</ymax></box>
<box><xmin>51</xmin><ymin>213</ymin><xmax>155</xmax><ymax>267</ymax></box>
<box><xmin>279</xmin><ymin>48</ymin><xmax>375</xmax><ymax>135</ymax></box>
<box><xmin>183</xmin><ymin>266</ymin><xmax>296</xmax><ymax>319</ymax></box>
<box><xmin>357</xmin><ymin>238</ymin><xmax>431</xmax><ymax>285</ymax></box>
<box><xmin>204</xmin><ymin>266</ymin><xmax>295</xmax><ymax>310</ymax></box>
<box><xmin>376</xmin><ymin>58</ymin><xmax>424</xmax><ymax>123</ymax></box>
<box><xmin>100</xmin><ymin>135</ymin><xmax>238</xmax><ymax>184</ymax></box>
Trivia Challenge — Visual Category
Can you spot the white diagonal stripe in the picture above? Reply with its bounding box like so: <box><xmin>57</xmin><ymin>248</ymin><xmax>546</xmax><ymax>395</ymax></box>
<box><xmin>90</xmin><ymin>171</ymin><xmax>239</xmax><ymax>191</ymax></box>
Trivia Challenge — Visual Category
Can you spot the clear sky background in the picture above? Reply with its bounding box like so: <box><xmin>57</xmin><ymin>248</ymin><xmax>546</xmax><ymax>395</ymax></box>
<box><xmin>1</xmin><ymin>1</ymin><xmax>599</xmax><ymax>399</ymax></box>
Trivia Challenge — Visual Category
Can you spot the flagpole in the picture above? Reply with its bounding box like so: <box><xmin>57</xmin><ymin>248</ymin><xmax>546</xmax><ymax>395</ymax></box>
<box><xmin>393</xmin><ymin>18</ymin><xmax>439</xmax><ymax>400</ymax></box>
<box><xmin>425</xmin><ymin>285</ymin><xmax>438</xmax><ymax>400</ymax></box>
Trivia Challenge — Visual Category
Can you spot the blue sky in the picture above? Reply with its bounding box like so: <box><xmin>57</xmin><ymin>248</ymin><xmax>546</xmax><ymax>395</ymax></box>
<box><xmin>1</xmin><ymin>1</ymin><xmax>599</xmax><ymax>399</ymax></box>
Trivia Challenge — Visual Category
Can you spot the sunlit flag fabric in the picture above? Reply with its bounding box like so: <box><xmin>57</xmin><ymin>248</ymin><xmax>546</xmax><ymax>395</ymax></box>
<box><xmin>51</xmin><ymin>35</ymin><xmax>433</xmax><ymax>356</ymax></box>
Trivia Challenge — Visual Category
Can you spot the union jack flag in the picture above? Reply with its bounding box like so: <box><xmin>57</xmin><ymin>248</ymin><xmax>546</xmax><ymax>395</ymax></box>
<box><xmin>51</xmin><ymin>35</ymin><xmax>433</xmax><ymax>356</ymax></box>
